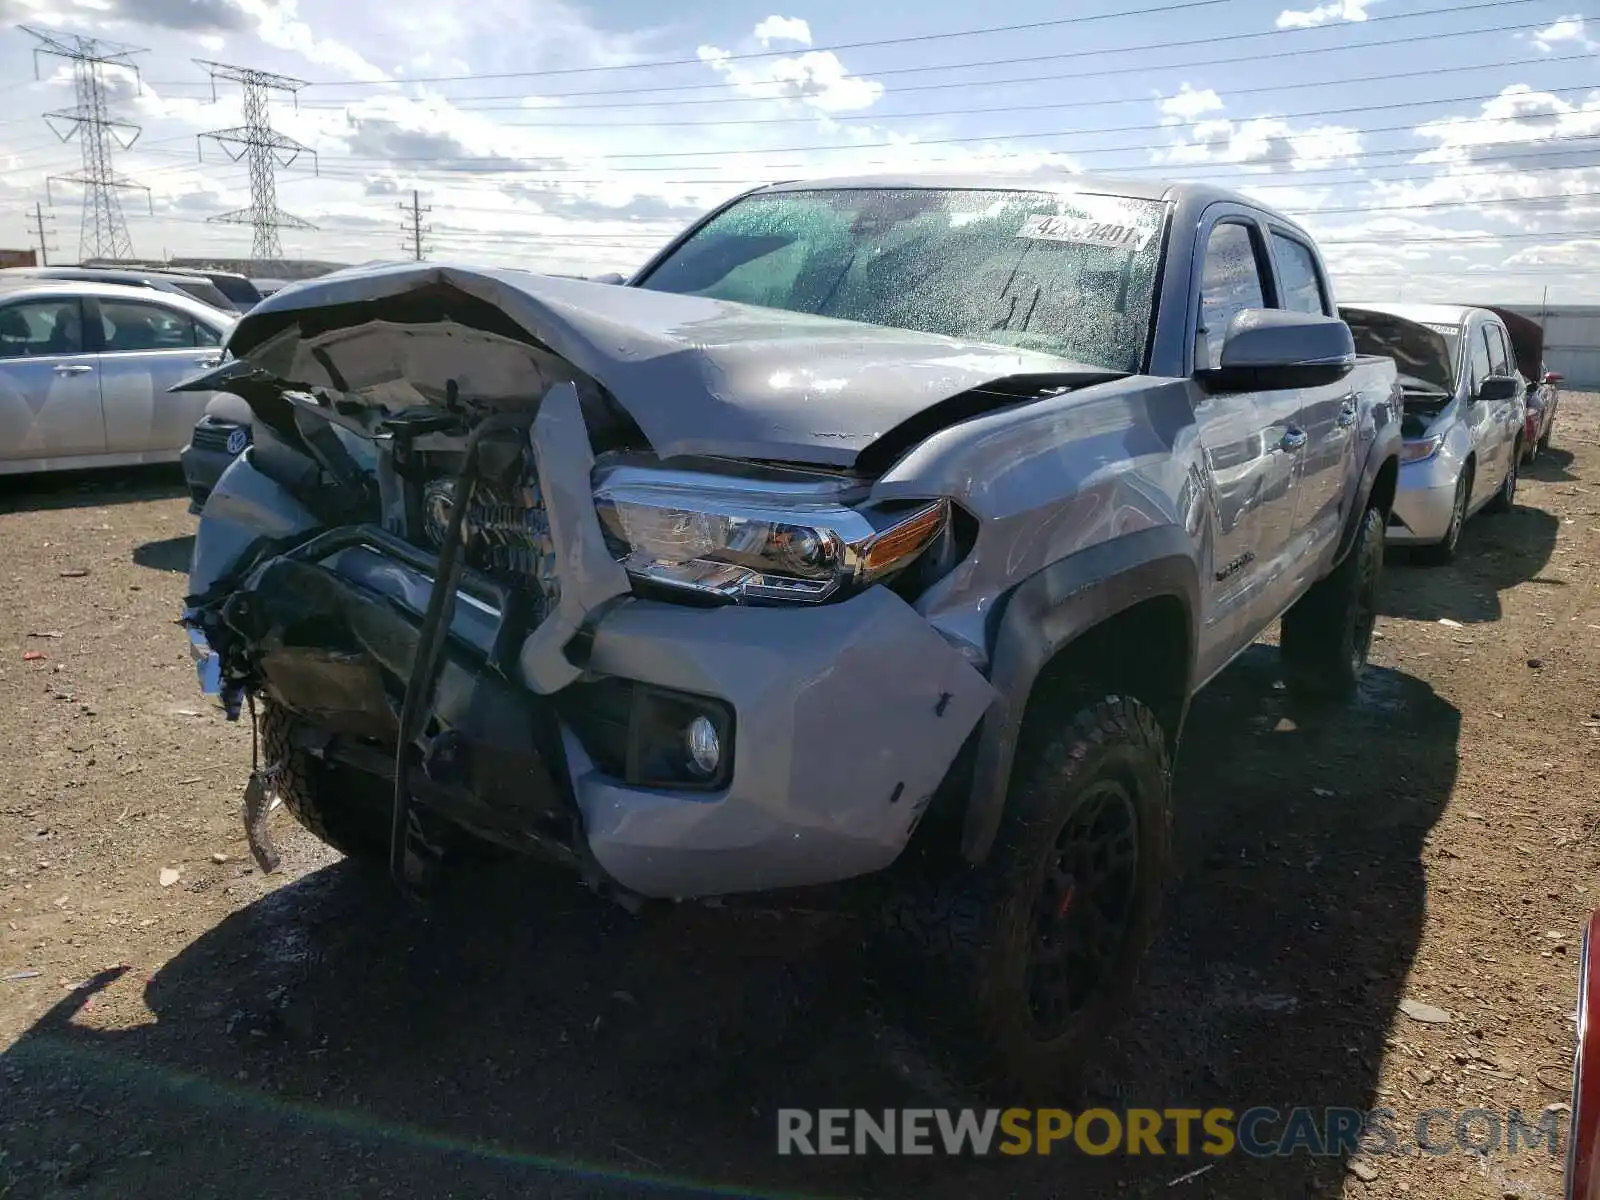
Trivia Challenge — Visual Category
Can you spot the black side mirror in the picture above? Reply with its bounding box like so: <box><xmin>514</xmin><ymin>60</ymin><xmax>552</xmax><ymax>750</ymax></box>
<box><xmin>1197</xmin><ymin>308</ymin><xmax>1356</xmax><ymax>393</ymax></box>
<box><xmin>1478</xmin><ymin>376</ymin><xmax>1520</xmax><ymax>402</ymax></box>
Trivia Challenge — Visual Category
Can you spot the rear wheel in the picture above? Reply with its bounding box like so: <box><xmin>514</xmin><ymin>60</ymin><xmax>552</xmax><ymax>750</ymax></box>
<box><xmin>885</xmin><ymin>696</ymin><xmax>1172</xmax><ymax>1093</ymax></box>
<box><xmin>258</xmin><ymin>698</ymin><xmax>391</xmax><ymax>864</ymax></box>
<box><xmin>1280</xmin><ymin>504</ymin><xmax>1385</xmax><ymax>704</ymax></box>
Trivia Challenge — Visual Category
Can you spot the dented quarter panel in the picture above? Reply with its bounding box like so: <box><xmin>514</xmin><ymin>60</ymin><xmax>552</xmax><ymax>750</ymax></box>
<box><xmin>575</xmin><ymin>587</ymin><xmax>995</xmax><ymax>897</ymax></box>
<box><xmin>518</xmin><ymin>381</ymin><xmax>634</xmax><ymax>694</ymax></box>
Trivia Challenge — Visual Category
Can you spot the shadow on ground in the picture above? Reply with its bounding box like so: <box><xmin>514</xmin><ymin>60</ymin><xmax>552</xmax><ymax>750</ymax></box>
<box><xmin>0</xmin><ymin>644</ymin><xmax>1459</xmax><ymax>1200</ymax></box>
<box><xmin>132</xmin><ymin>534</ymin><xmax>195</xmax><ymax>574</ymax></box>
<box><xmin>0</xmin><ymin>467</ymin><xmax>187</xmax><ymax>515</ymax></box>
<box><xmin>1382</xmin><ymin>502</ymin><xmax>1561</xmax><ymax>624</ymax></box>
<box><xmin>1524</xmin><ymin>447</ymin><xmax>1579</xmax><ymax>485</ymax></box>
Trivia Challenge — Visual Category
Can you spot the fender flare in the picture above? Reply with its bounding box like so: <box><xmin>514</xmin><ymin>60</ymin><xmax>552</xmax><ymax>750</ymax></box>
<box><xmin>1331</xmin><ymin>431</ymin><xmax>1402</xmax><ymax>569</ymax></box>
<box><xmin>959</xmin><ymin>525</ymin><xmax>1202</xmax><ymax>864</ymax></box>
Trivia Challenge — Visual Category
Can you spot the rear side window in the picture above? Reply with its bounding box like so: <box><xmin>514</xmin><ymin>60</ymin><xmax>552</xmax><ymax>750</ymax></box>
<box><xmin>0</xmin><ymin>298</ymin><xmax>83</xmax><ymax>358</ymax></box>
<box><xmin>1198</xmin><ymin>221</ymin><xmax>1269</xmax><ymax>369</ymax></box>
<box><xmin>1270</xmin><ymin>233</ymin><xmax>1328</xmax><ymax>315</ymax></box>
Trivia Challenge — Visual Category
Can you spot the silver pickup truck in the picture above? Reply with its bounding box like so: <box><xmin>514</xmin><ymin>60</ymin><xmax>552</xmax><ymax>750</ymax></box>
<box><xmin>178</xmin><ymin>173</ymin><xmax>1402</xmax><ymax>1087</ymax></box>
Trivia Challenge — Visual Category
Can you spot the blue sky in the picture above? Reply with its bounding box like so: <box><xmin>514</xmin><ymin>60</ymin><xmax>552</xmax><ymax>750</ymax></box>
<box><xmin>0</xmin><ymin>0</ymin><xmax>1597</xmax><ymax>301</ymax></box>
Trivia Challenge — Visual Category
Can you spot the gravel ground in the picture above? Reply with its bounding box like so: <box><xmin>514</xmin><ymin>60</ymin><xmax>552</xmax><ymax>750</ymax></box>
<box><xmin>0</xmin><ymin>397</ymin><xmax>1596</xmax><ymax>1200</ymax></box>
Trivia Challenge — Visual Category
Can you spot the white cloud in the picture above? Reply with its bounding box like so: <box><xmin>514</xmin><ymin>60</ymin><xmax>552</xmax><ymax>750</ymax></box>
<box><xmin>697</xmin><ymin>41</ymin><xmax>883</xmax><ymax>113</ymax></box>
<box><xmin>1276</xmin><ymin>0</ymin><xmax>1368</xmax><ymax>29</ymax></box>
<box><xmin>1531</xmin><ymin>14</ymin><xmax>1598</xmax><ymax>51</ymax></box>
<box><xmin>1159</xmin><ymin>114</ymin><xmax>1362</xmax><ymax>171</ymax></box>
<box><xmin>1159</xmin><ymin>84</ymin><xmax>1223</xmax><ymax>125</ymax></box>
<box><xmin>752</xmin><ymin>15</ymin><xmax>811</xmax><ymax>47</ymax></box>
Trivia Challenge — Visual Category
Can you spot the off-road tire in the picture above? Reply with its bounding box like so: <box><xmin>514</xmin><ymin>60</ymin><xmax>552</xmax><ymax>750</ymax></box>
<box><xmin>1416</xmin><ymin>463</ymin><xmax>1471</xmax><ymax>565</ymax></box>
<box><xmin>883</xmin><ymin>696</ymin><xmax>1172</xmax><ymax>1095</ymax></box>
<box><xmin>258</xmin><ymin>698</ymin><xmax>390</xmax><ymax>864</ymax></box>
<box><xmin>1484</xmin><ymin>442</ymin><xmax>1519</xmax><ymax>514</ymax></box>
<box><xmin>1280</xmin><ymin>505</ymin><xmax>1385</xmax><ymax>704</ymax></box>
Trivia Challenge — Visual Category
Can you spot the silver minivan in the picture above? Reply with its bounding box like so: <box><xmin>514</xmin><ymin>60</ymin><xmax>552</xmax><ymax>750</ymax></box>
<box><xmin>1340</xmin><ymin>302</ymin><xmax>1526</xmax><ymax>563</ymax></box>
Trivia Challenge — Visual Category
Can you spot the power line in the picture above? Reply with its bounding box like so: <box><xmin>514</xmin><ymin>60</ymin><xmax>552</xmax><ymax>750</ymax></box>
<box><xmin>400</xmin><ymin>188</ymin><xmax>431</xmax><ymax>260</ymax></box>
<box><xmin>195</xmin><ymin>60</ymin><xmax>320</xmax><ymax>266</ymax></box>
<box><xmin>477</xmin><ymin>51</ymin><xmax>1598</xmax><ymax>129</ymax></box>
<box><xmin>25</xmin><ymin>25</ymin><xmax>151</xmax><ymax>262</ymax></box>
<box><xmin>210</xmin><ymin>0</ymin><xmax>1553</xmax><ymax>97</ymax></box>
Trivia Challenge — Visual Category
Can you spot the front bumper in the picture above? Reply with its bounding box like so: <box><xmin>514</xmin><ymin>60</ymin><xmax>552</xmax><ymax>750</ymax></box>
<box><xmin>190</xmin><ymin>532</ymin><xmax>994</xmax><ymax>899</ymax></box>
<box><xmin>1385</xmin><ymin>452</ymin><xmax>1461</xmax><ymax>545</ymax></box>
<box><xmin>180</xmin><ymin>422</ymin><xmax>250</xmax><ymax>513</ymax></box>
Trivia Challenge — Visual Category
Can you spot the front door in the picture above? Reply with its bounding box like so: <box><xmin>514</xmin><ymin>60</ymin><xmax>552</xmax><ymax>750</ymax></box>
<box><xmin>0</xmin><ymin>295</ymin><xmax>106</xmax><ymax>463</ymax></box>
<box><xmin>1265</xmin><ymin>228</ymin><xmax>1359</xmax><ymax>574</ymax></box>
<box><xmin>87</xmin><ymin>296</ymin><xmax>225</xmax><ymax>455</ymax></box>
<box><xmin>1191</xmin><ymin>215</ymin><xmax>1306</xmax><ymax>677</ymax></box>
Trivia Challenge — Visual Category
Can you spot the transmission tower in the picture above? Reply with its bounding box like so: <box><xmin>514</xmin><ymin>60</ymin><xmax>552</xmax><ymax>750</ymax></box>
<box><xmin>400</xmin><ymin>190</ymin><xmax>431</xmax><ymax>261</ymax></box>
<box><xmin>30</xmin><ymin>202</ymin><xmax>57</xmax><ymax>266</ymax></box>
<box><xmin>25</xmin><ymin>26</ymin><xmax>151</xmax><ymax>263</ymax></box>
<box><xmin>195</xmin><ymin>60</ymin><xmax>318</xmax><ymax>267</ymax></box>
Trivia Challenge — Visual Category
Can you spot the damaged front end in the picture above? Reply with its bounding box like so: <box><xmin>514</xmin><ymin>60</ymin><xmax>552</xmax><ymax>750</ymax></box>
<box><xmin>177</xmin><ymin>266</ymin><xmax>1101</xmax><ymax>900</ymax></box>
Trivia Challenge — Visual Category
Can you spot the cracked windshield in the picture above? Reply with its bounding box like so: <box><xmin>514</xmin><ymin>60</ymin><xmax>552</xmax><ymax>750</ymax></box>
<box><xmin>641</xmin><ymin>188</ymin><xmax>1166</xmax><ymax>371</ymax></box>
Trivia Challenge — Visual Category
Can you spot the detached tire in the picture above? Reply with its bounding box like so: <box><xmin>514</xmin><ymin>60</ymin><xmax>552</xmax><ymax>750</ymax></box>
<box><xmin>258</xmin><ymin>698</ymin><xmax>390</xmax><ymax>864</ymax></box>
<box><xmin>886</xmin><ymin>696</ymin><xmax>1172</xmax><ymax>1093</ymax></box>
<box><xmin>1281</xmin><ymin>505</ymin><xmax>1385</xmax><ymax>704</ymax></box>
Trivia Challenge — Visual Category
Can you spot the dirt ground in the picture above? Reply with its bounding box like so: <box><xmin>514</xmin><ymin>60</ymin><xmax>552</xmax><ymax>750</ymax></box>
<box><xmin>0</xmin><ymin>397</ymin><xmax>1596</xmax><ymax>1200</ymax></box>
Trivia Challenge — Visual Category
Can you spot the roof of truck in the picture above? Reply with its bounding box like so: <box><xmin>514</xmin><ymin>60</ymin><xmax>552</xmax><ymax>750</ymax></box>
<box><xmin>755</xmin><ymin>172</ymin><xmax>1263</xmax><ymax>209</ymax></box>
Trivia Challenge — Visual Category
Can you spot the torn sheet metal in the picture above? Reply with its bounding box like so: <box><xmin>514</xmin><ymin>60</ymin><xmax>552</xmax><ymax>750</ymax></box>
<box><xmin>213</xmin><ymin>264</ymin><xmax>1111</xmax><ymax>468</ymax></box>
<box><xmin>571</xmin><ymin>586</ymin><xmax>995</xmax><ymax>898</ymax></box>
<box><xmin>517</xmin><ymin>381</ymin><xmax>632</xmax><ymax>695</ymax></box>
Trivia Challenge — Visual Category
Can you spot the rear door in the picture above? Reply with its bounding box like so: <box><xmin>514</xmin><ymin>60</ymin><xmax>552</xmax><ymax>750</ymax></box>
<box><xmin>0</xmin><ymin>294</ymin><xmax>106</xmax><ymax>463</ymax></box>
<box><xmin>87</xmin><ymin>296</ymin><xmax>227</xmax><ymax>454</ymax></box>
<box><xmin>1264</xmin><ymin>226</ymin><xmax>1359</xmax><ymax>574</ymax></box>
<box><xmin>1462</xmin><ymin>319</ymin><xmax>1501</xmax><ymax>507</ymax></box>
<box><xmin>1190</xmin><ymin>211</ymin><xmax>1305</xmax><ymax>674</ymax></box>
<box><xmin>1484</xmin><ymin>318</ymin><xmax>1525</xmax><ymax>466</ymax></box>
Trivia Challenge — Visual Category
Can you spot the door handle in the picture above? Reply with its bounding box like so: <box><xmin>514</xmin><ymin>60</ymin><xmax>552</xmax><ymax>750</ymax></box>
<box><xmin>1279</xmin><ymin>427</ymin><xmax>1308</xmax><ymax>451</ymax></box>
<box><xmin>1336</xmin><ymin>403</ymin><xmax>1358</xmax><ymax>429</ymax></box>
<box><xmin>52</xmin><ymin>364</ymin><xmax>92</xmax><ymax>376</ymax></box>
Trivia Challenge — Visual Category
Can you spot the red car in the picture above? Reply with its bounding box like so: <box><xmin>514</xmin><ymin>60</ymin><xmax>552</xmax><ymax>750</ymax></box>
<box><xmin>1565</xmin><ymin>911</ymin><xmax>1600</xmax><ymax>1197</ymax></box>
<box><xmin>1486</xmin><ymin>306</ymin><xmax>1563</xmax><ymax>462</ymax></box>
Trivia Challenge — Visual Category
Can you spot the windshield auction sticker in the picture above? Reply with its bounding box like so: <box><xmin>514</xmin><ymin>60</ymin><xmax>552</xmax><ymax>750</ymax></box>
<box><xmin>1016</xmin><ymin>213</ymin><xmax>1154</xmax><ymax>251</ymax></box>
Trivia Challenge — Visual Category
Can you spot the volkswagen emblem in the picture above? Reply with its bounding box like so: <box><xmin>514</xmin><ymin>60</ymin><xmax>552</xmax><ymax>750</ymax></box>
<box><xmin>225</xmin><ymin>426</ymin><xmax>249</xmax><ymax>456</ymax></box>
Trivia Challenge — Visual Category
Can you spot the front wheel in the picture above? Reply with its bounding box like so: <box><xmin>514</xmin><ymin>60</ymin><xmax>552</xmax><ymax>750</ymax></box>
<box><xmin>1280</xmin><ymin>504</ymin><xmax>1385</xmax><ymax>704</ymax></box>
<box><xmin>1485</xmin><ymin>443</ymin><xmax>1519</xmax><ymax>514</ymax></box>
<box><xmin>885</xmin><ymin>697</ymin><xmax>1172</xmax><ymax>1093</ymax></box>
<box><xmin>1417</xmin><ymin>465</ymin><xmax>1471</xmax><ymax>565</ymax></box>
<box><xmin>258</xmin><ymin>698</ymin><xmax>393</xmax><ymax>865</ymax></box>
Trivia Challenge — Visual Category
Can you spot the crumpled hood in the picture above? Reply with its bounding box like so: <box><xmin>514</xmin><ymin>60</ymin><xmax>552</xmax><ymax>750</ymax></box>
<box><xmin>204</xmin><ymin>262</ymin><xmax>1119</xmax><ymax>467</ymax></box>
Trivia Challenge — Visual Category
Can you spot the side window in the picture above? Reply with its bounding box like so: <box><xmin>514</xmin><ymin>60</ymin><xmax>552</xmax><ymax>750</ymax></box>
<box><xmin>1486</xmin><ymin>323</ymin><xmax>1511</xmax><ymax>377</ymax></box>
<box><xmin>1198</xmin><ymin>221</ymin><xmax>1269</xmax><ymax>369</ymax></box>
<box><xmin>194</xmin><ymin>320</ymin><xmax>223</xmax><ymax>347</ymax></box>
<box><xmin>98</xmin><ymin>299</ymin><xmax>203</xmax><ymax>352</ymax></box>
<box><xmin>0</xmin><ymin>298</ymin><xmax>84</xmax><ymax>359</ymax></box>
<box><xmin>1468</xmin><ymin>325</ymin><xmax>1492</xmax><ymax>394</ymax></box>
<box><xmin>1270</xmin><ymin>232</ymin><xmax>1329</xmax><ymax>315</ymax></box>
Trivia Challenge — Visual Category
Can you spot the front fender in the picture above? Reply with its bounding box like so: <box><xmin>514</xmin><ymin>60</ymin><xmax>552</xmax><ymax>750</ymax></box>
<box><xmin>960</xmin><ymin>525</ymin><xmax>1201</xmax><ymax>863</ymax></box>
<box><xmin>188</xmin><ymin>451</ymin><xmax>321</xmax><ymax>604</ymax></box>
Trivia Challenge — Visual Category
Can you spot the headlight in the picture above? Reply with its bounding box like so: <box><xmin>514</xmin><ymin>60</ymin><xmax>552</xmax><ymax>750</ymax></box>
<box><xmin>1400</xmin><ymin>436</ymin><xmax>1443</xmax><ymax>464</ymax></box>
<box><xmin>593</xmin><ymin>472</ymin><xmax>950</xmax><ymax>604</ymax></box>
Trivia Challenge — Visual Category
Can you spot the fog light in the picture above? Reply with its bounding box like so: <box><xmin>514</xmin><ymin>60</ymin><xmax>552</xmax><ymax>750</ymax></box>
<box><xmin>686</xmin><ymin>715</ymin><xmax>721</xmax><ymax>777</ymax></box>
